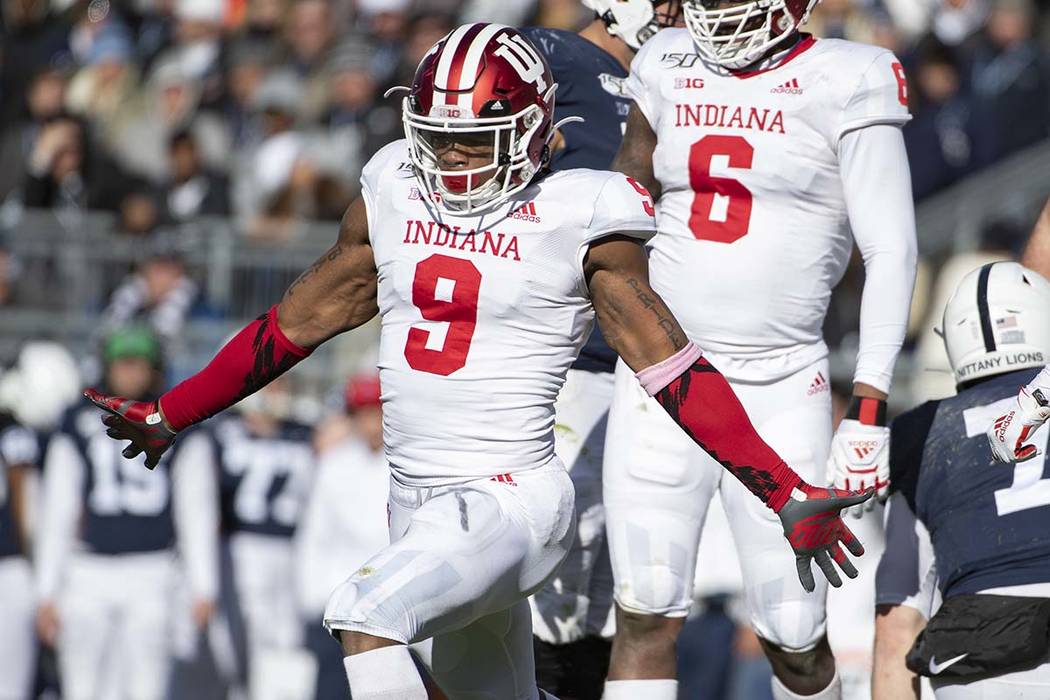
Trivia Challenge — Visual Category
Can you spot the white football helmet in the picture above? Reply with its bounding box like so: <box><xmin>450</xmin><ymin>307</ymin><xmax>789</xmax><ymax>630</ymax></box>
<box><xmin>0</xmin><ymin>341</ymin><xmax>81</xmax><ymax>430</ymax></box>
<box><xmin>583</xmin><ymin>0</ymin><xmax>682</xmax><ymax>50</ymax></box>
<box><xmin>942</xmin><ymin>262</ymin><xmax>1050</xmax><ymax>386</ymax></box>
<box><xmin>683</xmin><ymin>0</ymin><xmax>819</xmax><ymax>70</ymax></box>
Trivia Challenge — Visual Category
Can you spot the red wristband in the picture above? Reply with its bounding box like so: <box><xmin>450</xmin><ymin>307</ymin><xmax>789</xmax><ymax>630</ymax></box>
<box><xmin>159</xmin><ymin>306</ymin><xmax>311</xmax><ymax>430</ymax></box>
<box><xmin>846</xmin><ymin>397</ymin><xmax>887</xmax><ymax>427</ymax></box>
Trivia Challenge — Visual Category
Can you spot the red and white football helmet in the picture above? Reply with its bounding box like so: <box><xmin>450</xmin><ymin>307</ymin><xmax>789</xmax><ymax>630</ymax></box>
<box><xmin>399</xmin><ymin>23</ymin><xmax>559</xmax><ymax>214</ymax></box>
<box><xmin>683</xmin><ymin>0</ymin><xmax>819</xmax><ymax>70</ymax></box>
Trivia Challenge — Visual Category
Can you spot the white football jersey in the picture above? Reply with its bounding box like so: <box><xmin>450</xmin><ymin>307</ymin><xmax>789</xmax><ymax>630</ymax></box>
<box><xmin>362</xmin><ymin>141</ymin><xmax>656</xmax><ymax>486</ymax></box>
<box><xmin>627</xmin><ymin>30</ymin><xmax>910</xmax><ymax>381</ymax></box>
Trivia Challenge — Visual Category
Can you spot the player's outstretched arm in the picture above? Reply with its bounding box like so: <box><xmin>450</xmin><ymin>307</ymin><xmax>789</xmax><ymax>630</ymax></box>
<box><xmin>86</xmin><ymin>198</ymin><xmax>378</xmax><ymax>468</ymax></box>
<box><xmin>611</xmin><ymin>105</ymin><xmax>661</xmax><ymax>202</ymax></box>
<box><xmin>987</xmin><ymin>366</ymin><xmax>1050</xmax><ymax>463</ymax></box>
<box><xmin>585</xmin><ymin>236</ymin><xmax>872</xmax><ymax>591</ymax></box>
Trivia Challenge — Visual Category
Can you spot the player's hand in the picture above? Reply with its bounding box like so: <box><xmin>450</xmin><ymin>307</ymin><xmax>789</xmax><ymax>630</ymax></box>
<box><xmin>777</xmin><ymin>483</ymin><xmax>873</xmax><ymax>593</ymax></box>
<box><xmin>826</xmin><ymin>419</ymin><xmax>890</xmax><ymax>517</ymax></box>
<box><xmin>36</xmin><ymin>602</ymin><xmax>60</xmax><ymax>647</ymax></box>
<box><xmin>84</xmin><ymin>389</ymin><xmax>176</xmax><ymax>470</ymax></box>
<box><xmin>987</xmin><ymin>385</ymin><xmax>1050</xmax><ymax>463</ymax></box>
<box><xmin>192</xmin><ymin>599</ymin><xmax>216</xmax><ymax>630</ymax></box>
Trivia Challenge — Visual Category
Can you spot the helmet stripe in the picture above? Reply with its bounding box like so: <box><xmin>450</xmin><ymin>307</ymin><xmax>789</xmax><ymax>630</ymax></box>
<box><xmin>977</xmin><ymin>263</ymin><xmax>998</xmax><ymax>352</ymax></box>
<box><xmin>456</xmin><ymin>23</ymin><xmax>509</xmax><ymax>109</ymax></box>
<box><xmin>442</xmin><ymin>23</ymin><xmax>486</xmax><ymax>106</ymax></box>
<box><xmin>434</xmin><ymin>23</ymin><xmax>477</xmax><ymax>104</ymax></box>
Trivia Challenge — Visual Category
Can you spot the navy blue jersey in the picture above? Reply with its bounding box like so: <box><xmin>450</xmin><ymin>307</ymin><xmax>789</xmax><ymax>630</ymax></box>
<box><xmin>0</xmin><ymin>462</ymin><xmax>16</xmax><ymax>559</ymax></box>
<box><xmin>0</xmin><ymin>422</ymin><xmax>50</xmax><ymax>559</ymax></box>
<box><xmin>57</xmin><ymin>401</ymin><xmax>175</xmax><ymax>554</ymax></box>
<box><xmin>890</xmin><ymin>368</ymin><xmax>1050</xmax><ymax>598</ymax></box>
<box><xmin>522</xmin><ymin>27</ymin><xmax>631</xmax><ymax>373</ymax></box>
<box><xmin>209</xmin><ymin>416</ymin><xmax>315</xmax><ymax>538</ymax></box>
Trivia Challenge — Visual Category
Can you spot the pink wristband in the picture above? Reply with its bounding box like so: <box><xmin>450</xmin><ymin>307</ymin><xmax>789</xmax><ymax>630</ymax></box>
<box><xmin>636</xmin><ymin>343</ymin><xmax>703</xmax><ymax>396</ymax></box>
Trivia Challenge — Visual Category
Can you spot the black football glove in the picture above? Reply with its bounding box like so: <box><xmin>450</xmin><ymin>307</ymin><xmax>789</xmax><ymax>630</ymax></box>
<box><xmin>84</xmin><ymin>389</ymin><xmax>177</xmax><ymax>470</ymax></box>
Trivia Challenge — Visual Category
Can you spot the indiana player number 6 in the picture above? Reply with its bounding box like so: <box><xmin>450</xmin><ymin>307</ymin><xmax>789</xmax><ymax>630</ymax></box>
<box><xmin>689</xmin><ymin>134</ymin><xmax>755</xmax><ymax>244</ymax></box>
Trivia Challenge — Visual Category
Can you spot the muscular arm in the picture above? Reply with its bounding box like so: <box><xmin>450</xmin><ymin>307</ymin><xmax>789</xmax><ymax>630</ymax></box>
<box><xmin>157</xmin><ymin>198</ymin><xmax>377</xmax><ymax>431</ymax></box>
<box><xmin>1021</xmin><ymin>196</ymin><xmax>1050</xmax><ymax>278</ymax></box>
<box><xmin>611</xmin><ymin>106</ymin><xmax>661</xmax><ymax>202</ymax></box>
<box><xmin>584</xmin><ymin>236</ymin><xmax>800</xmax><ymax>510</ymax></box>
<box><xmin>872</xmin><ymin>604</ymin><xmax>924</xmax><ymax>700</ymax></box>
<box><xmin>278</xmin><ymin>197</ymin><xmax>378</xmax><ymax>346</ymax></box>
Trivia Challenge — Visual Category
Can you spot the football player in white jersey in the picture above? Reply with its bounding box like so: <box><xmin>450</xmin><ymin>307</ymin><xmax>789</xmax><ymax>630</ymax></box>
<box><xmin>603</xmin><ymin>2</ymin><xmax>918</xmax><ymax>699</ymax></box>
<box><xmin>85</xmin><ymin>23</ymin><xmax>872</xmax><ymax>699</ymax></box>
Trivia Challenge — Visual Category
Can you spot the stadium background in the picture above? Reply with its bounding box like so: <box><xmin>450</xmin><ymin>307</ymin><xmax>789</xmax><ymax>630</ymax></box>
<box><xmin>0</xmin><ymin>0</ymin><xmax>1049</xmax><ymax>698</ymax></box>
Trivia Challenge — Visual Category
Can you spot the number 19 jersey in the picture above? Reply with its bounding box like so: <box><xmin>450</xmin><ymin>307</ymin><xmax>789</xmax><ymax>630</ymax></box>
<box><xmin>363</xmin><ymin>141</ymin><xmax>656</xmax><ymax>487</ymax></box>
<box><xmin>627</xmin><ymin>30</ymin><xmax>910</xmax><ymax>381</ymax></box>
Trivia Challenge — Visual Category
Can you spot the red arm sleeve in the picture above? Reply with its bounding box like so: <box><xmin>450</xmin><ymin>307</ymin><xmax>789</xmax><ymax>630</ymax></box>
<box><xmin>159</xmin><ymin>305</ymin><xmax>311</xmax><ymax>431</ymax></box>
<box><xmin>649</xmin><ymin>350</ymin><xmax>802</xmax><ymax>512</ymax></box>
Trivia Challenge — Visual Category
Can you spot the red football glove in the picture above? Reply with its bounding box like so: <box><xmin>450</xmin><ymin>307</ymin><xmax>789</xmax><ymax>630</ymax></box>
<box><xmin>84</xmin><ymin>389</ymin><xmax>177</xmax><ymax>470</ymax></box>
<box><xmin>777</xmin><ymin>483</ymin><xmax>873</xmax><ymax>592</ymax></box>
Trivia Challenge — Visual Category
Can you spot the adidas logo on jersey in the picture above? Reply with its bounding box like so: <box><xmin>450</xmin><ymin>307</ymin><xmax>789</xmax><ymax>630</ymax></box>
<box><xmin>510</xmin><ymin>201</ymin><xmax>541</xmax><ymax>223</ymax></box>
<box><xmin>771</xmin><ymin>78</ymin><xmax>803</xmax><ymax>95</ymax></box>
<box><xmin>807</xmin><ymin>371</ymin><xmax>829</xmax><ymax>396</ymax></box>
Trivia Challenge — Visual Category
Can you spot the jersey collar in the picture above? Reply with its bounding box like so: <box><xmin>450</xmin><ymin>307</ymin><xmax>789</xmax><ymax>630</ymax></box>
<box><xmin>727</xmin><ymin>34</ymin><xmax>817</xmax><ymax>80</ymax></box>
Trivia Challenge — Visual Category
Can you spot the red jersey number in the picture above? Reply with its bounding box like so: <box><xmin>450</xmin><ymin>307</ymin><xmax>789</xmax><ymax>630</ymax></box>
<box><xmin>688</xmin><ymin>135</ymin><xmax>755</xmax><ymax>244</ymax></box>
<box><xmin>626</xmin><ymin>177</ymin><xmax>656</xmax><ymax>217</ymax></box>
<box><xmin>891</xmin><ymin>62</ymin><xmax>909</xmax><ymax>106</ymax></box>
<box><xmin>404</xmin><ymin>254</ymin><xmax>481</xmax><ymax>376</ymax></box>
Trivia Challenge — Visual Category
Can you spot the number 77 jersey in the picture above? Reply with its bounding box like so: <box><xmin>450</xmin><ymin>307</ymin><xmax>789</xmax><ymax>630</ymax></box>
<box><xmin>628</xmin><ymin>30</ymin><xmax>910</xmax><ymax>380</ymax></box>
<box><xmin>364</xmin><ymin>141</ymin><xmax>656</xmax><ymax>487</ymax></box>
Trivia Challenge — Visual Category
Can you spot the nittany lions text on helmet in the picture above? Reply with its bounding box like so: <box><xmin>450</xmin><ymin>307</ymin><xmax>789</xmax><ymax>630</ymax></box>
<box><xmin>399</xmin><ymin>23</ymin><xmax>558</xmax><ymax>214</ymax></box>
<box><xmin>683</xmin><ymin>0</ymin><xmax>821</xmax><ymax>69</ymax></box>
<box><xmin>942</xmin><ymin>262</ymin><xmax>1050</xmax><ymax>385</ymax></box>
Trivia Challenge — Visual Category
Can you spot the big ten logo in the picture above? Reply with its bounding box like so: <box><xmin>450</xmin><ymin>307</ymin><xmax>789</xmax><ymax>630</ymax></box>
<box><xmin>432</xmin><ymin>105</ymin><xmax>466</xmax><ymax>118</ymax></box>
<box><xmin>674</xmin><ymin>77</ymin><xmax>705</xmax><ymax>90</ymax></box>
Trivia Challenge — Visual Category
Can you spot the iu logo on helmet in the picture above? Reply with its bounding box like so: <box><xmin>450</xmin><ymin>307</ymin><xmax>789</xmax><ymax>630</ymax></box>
<box><xmin>493</xmin><ymin>32</ymin><xmax>548</xmax><ymax>92</ymax></box>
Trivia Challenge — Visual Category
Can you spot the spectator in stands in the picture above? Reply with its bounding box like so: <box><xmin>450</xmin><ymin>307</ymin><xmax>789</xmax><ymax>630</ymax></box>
<box><xmin>319</xmin><ymin>36</ymin><xmax>393</xmax><ymax>177</ymax></box>
<box><xmin>356</xmin><ymin>0</ymin><xmax>411</xmax><ymax>86</ymax></box>
<box><xmin>167</xmin><ymin>0</ymin><xmax>226</xmax><ymax>107</ymax></box>
<box><xmin>0</xmin><ymin>67</ymin><xmax>69</xmax><ymax>200</ymax></box>
<box><xmin>283</xmin><ymin>0</ymin><xmax>338</xmax><ymax>123</ymax></box>
<box><xmin>224</xmin><ymin>38</ymin><xmax>275</xmax><ymax>148</ymax></box>
<box><xmin>235</xmin><ymin>69</ymin><xmax>304</xmax><ymax>219</ymax></box>
<box><xmin>0</xmin><ymin>0</ymin><xmax>70</xmax><ymax>128</ymax></box>
<box><xmin>108</xmin><ymin>56</ymin><xmax>229</xmax><ymax>183</ymax></box>
<box><xmin>65</xmin><ymin>21</ymin><xmax>140</xmax><ymax>133</ymax></box>
<box><xmin>20</xmin><ymin>114</ymin><xmax>126</xmax><ymax>212</ymax></box>
<box><xmin>162</xmin><ymin>129</ymin><xmax>231</xmax><ymax>222</ymax></box>
<box><xmin>0</xmin><ymin>243</ymin><xmax>20</xmax><ymax>308</ymax></box>
<box><xmin>905</xmin><ymin>37</ymin><xmax>978</xmax><ymax>199</ymax></box>
<box><xmin>969</xmin><ymin>0</ymin><xmax>1050</xmax><ymax>165</ymax></box>
<box><xmin>118</xmin><ymin>179</ymin><xmax>162</xmax><ymax>236</ymax></box>
<box><xmin>99</xmin><ymin>241</ymin><xmax>199</xmax><ymax>344</ymax></box>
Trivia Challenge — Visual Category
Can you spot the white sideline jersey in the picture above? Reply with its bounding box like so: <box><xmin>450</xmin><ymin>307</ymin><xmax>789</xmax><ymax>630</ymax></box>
<box><xmin>362</xmin><ymin>141</ymin><xmax>656</xmax><ymax>486</ymax></box>
<box><xmin>628</xmin><ymin>30</ymin><xmax>911</xmax><ymax>380</ymax></box>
